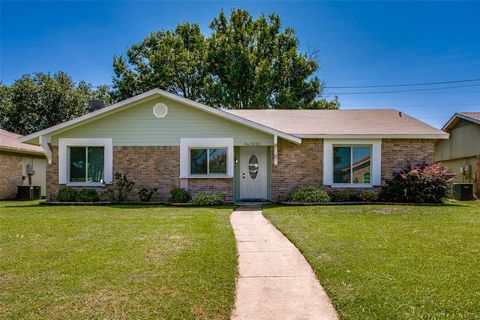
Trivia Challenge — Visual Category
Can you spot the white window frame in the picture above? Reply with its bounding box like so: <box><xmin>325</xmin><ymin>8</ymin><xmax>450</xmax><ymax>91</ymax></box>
<box><xmin>189</xmin><ymin>148</ymin><xmax>228</xmax><ymax>176</ymax></box>
<box><xmin>323</xmin><ymin>139</ymin><xmax>381</xmax><ymax>187</ymax></box>
<box><xmin>180</xmin><ymin>138</ymin><xmax>233</xmax><ymax>178</ymax></box>
<box><xmin>59</xmin><ymin>138</ymin><xmax>113</xmax><ymax>186</ymax></box>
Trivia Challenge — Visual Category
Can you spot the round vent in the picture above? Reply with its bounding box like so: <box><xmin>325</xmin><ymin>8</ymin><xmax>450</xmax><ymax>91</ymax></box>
<box><xmin>153</xmin><ymin>103</ymin><xmax>168</xmax><ymax>118</ymax></box>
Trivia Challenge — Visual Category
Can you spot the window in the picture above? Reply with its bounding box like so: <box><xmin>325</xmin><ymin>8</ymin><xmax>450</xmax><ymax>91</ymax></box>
<box><xmin>69</xmin><ymin>146</ymin><xmax>105</xmax><ymax>183</ymax></box>
<box><xmin>333</xmin><ymin>146</ymin><xmax>371</xmax><ymax>184</ymax></box>
<box><xmin>190</xmin><ymin>148</ymin><xmax>227</xmax><ymax>175</ymax></box>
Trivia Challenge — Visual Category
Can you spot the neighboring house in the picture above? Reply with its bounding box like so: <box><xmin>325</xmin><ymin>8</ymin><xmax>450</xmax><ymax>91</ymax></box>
<box><xmin>436</xmin><ymin>112</ymin><xmax>480</xmax><ymax>197</ymax></box>
<box><xmin>0</xmin><ymin>129</ymin><xmax>47</xmax><ymax>199</ymax></box>
<box><xmin>20</xmin><ymin>89</ymin><xmax>448</xmax><ymax>202</ymax></box>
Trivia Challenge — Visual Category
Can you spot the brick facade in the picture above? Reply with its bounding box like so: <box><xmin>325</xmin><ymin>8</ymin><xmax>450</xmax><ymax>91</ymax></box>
<box><xmin>187</xmin><ymin>178</ymin><xmax>233</xmax><ymax>202</ymax></box>
<box><xmin>271</xmin><ymin>138</ymin><xmax>436</xmax><ymax>202</ymax></box>
<box><xmin>46</xmin><ymin>147</ymin><xmax>60</xmax><ymax>197</ymax></box>
<box><xmin>47</xmin><ymin>146</ymin><xmax>234</xmax><ymax>202</ymax></box>
<box><xmin>0</xmin><ymin>151</ymin><xmax>25</xmax><ymax>199</ymax></box>
<box><xmin>381</xmin><ymin>139</ymin><xmax>436</xmax><ymax>183</ymax></box>
<box><xmin>46</xmin><ymin>139</ymin><xmax>436</xmax><ymax>202</ymax></box>
<box><xmin>271</xmin><ymin>139</ymin><xmax>324</xmax><ymax>202</ymax></box>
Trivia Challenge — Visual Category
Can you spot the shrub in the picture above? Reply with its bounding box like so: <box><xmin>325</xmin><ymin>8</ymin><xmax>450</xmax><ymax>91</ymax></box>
<box><xmin>289</xmin><ymin>186</ymin><xmax>330</xmax><ymax>203</ymax></box>
<box><xmin>168</xmin><ymin>187</ymin><xmax>191</xmax><ymax>203</ymax></box>
<box><xmin>138</xmin><ymin>187</ymin><xmax>158</xmax><ymax>202</ymax></box>
<box><xmin>57</xmin><ymin>186</ymin><xmax>78</xmax><ymax>202</ymax></box>
<box><xmin>379</xmin><ymin>161</ymin><xmax>454</xmax><ymax>203</ymax></box>
<box><xmin>332</xmin><ymin>191</ymin><xmax>351</xmax><ymax>202</ymax></box>
<box><xmin>77</xmin><ymin>189</ymin><xmax>100</xmax><ymax>202</ymax></box>
<box><xmin>103</xmin><ymin>172</ymin><xmax>135</xmax><ymax>202</ymax></box>
<box><xmin>359</xmin><ymin>190</ymin><xmax>379</xmax><ymax>202</ymax></box>
<box><xmin>189</xmin><ymin>192</ymin><xmax>224</xmax><ymax>206</ymax></box>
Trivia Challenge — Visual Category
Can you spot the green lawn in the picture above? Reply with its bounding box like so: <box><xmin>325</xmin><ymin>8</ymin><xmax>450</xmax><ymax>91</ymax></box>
<box><xmin>0</xmin><ymin>201</ymin><xmax>237</xmax><ymax>319</ymax></box>
<box><xmin>264</xmin><ymin>202</ymin><xmax>480</xmax><ymax>320</ymax></box>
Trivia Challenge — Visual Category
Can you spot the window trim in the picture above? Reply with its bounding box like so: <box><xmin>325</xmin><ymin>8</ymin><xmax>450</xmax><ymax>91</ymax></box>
<box><xmin>59</xmin><ymin>138</ymin><xmax>113</xmax><ymax>186</ymax></box>
<box><xmin>180</xmin><ymin>138</ymin><xmax>234</xmax><ymax>179</ymax></box>
<box><xmin>189</xmin><ymin>147</ymin><xmax>228</xmax><ymax>176</ymax></box>
<box><xmin>323</xmin><ymin>139</ymin><xmax>381</xmax><ymax>187</ymax></box>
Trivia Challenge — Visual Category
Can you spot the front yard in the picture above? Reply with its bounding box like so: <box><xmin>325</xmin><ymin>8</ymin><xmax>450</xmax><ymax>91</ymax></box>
<box><xmin>0</xmin><ymin>201</ymin><xmax>237</xmax><ymax>319</ymax></box>
<box><xmin>264</xmin><ymin>202</ymin><xmax>480</xmax><ymax>319</ymax></box>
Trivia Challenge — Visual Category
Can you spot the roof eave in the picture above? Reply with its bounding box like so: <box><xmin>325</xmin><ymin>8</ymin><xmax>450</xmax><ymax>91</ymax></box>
<box><xmin>296</xmin><ymin>134</ymin><xmax>449</xmax><ymax>139</ymax></box>
<box><xmin>0</xmin><ymin>146</ymin><xmax>45</xmax><ymax>156</ymax></box>
<box><xmin>20</xmin><ymin>89</ymin><xmax>302</xmax><ymax>145</ymax></box>
<box><xmin>442</xmin><ymin>113</ymin><xmax>480</xmax><ymax>131</ymax></box>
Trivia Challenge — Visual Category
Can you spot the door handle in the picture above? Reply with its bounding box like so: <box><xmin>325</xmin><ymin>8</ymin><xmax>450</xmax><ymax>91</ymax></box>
<box><xmin>242</xmin><ymin>172</ymin><xmax>246</xmax><ymax>179</ymax></box>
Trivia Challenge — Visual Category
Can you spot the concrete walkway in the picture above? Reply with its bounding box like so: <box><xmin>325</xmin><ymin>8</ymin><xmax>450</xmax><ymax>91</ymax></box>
<box><xmin>231</xmin><ymin>207</ymin><xmax>339</xmax><ymax>320</ymax></box>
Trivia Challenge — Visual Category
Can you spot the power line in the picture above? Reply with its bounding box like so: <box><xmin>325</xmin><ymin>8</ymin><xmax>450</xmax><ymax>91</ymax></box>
<box><xmin>341</xmin><ymin>103</ymin><xmax>480</xmax><ymax>109</ymax></box>
<box><xmin>325</xmin><ymin>78</ymin><xmax>480</xmax><ymax>89</ymax></box>
<box><xmin>328</xmin><ymin>83</ymin><xmax>480</xmax><ymax>95</ymax></box>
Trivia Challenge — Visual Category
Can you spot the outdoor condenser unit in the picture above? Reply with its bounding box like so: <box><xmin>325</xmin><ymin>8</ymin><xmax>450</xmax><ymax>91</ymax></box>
<box><xmin>452</xmin><ymin>183</ymin><xmax>474</xmax><ymax>201</ymax></box>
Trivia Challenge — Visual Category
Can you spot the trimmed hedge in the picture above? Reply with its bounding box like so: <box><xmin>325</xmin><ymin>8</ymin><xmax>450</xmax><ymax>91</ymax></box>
<box><xmin>57</xmin><ymin>186</ymin><xmax>78</xmax><ymax>202</ymax></box>
<box><xmin>189</xmin><ymin>192</ymin><xmax>224</xmax><ymax>206</ymax></box>
<box><xmin>289</xmin><ymin>186</ymin><xmax>330</xmax><ymax>203</ymax></box>
<box><xmin>77</xmin><ymin>189</ymin><xmax>100</xmax><ymax>202</ymax></box>
<box><xmin>168</xmin><ymin>187</ymin><xmax>191</xmax><ymax>203</ymax></box>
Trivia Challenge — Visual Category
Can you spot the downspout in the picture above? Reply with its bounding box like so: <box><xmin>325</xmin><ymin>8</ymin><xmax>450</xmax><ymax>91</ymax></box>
<box><xmin>273</xmin><ymin>135</ymin><xmax>278</xmax><ymax>166</ymax></box>
<box><xmin>39</xmin><ymin>135</ymin><xmax>52</xmax><ymax>165</ymax></box>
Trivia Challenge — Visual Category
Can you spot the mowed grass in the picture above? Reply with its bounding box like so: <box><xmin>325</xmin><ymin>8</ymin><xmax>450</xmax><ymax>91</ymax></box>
<box><xmin>0</xmin><ymin>201</ymin><xmax>237</xmax><ymax>319</ymax></box>
<box><xmin>264</xmin><ymin>202</ymin><xmax>480</xmax><ymax>320</ymax></box>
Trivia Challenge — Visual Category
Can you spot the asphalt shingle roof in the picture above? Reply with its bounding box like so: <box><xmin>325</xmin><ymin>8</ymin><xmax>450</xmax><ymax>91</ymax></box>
<box><xmin>0</xmin><ymin>129</ymin><xmax>44</xmax><ymax>155</ymax></box>
<box><xmin>458</xmin><ymin>112</ymin><xmax>480</xmax><ymax>121</ymax></box>
<box><xmin>226</xmin><ymin>109</ymin><xmax>445</xmax><ymax>136</ymax></box>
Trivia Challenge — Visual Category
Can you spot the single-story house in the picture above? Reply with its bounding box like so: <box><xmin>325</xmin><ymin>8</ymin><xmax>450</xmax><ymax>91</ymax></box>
<box><xmin>435</xmin><ymin>112</ymin><xmax>480</xmax><ymax>197</ymax></box>
<box><xmin>0</xmin><ymin>129</ymin><xmax>47</xmax><ymax>199</ymax></box>
<box><xmin>20</xmin><ymin>89</ymin><xmax>448</xmax><ymax>202</ymax></box>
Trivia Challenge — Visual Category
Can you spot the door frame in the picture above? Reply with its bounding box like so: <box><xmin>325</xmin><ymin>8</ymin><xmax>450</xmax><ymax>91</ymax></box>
<box><xmin>236</xmin><ymin>146</ymin><xmax>271</xmax><ymax>201</ymax></box>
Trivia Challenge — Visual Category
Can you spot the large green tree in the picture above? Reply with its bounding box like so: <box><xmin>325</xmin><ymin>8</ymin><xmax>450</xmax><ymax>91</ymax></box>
<box><xmin>0</xmin><ymin>72</ymin><xmax>112</xmax><ymax>135</ymax></box>
<box><xmin>113</xmin><ymin>23</ymin><xmax>208</xmax><ymax>102</ymax></box>
<box><xmin>112</xmin><ymin>9</ymin><xmax>338</xmax><ymax>109</ymax></box>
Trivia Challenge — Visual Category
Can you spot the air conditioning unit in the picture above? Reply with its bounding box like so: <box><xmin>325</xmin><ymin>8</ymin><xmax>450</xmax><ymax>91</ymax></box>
<box><xmin>452</xmin><ymin>183</ymin><xmax>474</xmax><ymax>201</ymax></box>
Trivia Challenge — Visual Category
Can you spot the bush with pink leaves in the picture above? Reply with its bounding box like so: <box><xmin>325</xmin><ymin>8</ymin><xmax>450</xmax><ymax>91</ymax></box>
<box><xmin>379</xmin><ymin>161</ymin><xmax>455</xmax><ymax>203</ymax></box>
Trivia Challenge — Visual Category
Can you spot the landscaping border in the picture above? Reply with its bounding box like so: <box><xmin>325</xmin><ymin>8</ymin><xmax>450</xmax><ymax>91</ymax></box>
<box><xmin>41</xmin><ymin>201</ymin><xmax>234</xmax><ymax>206</ymax></box>
<box><xmin>279</xmin><ymin>201</ymin><xmax>443</xmax><ymax>206</ymax></box>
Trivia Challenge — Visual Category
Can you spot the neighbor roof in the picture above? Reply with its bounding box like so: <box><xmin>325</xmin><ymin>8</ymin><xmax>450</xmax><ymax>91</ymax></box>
<box><xmin>227</xmin><ymin>109</ymin><xmax>448</xmax><ymax>138</ymax></box>
<box><xmin>442</xmin><ymin>112</ymin><xmax>480</xmax><ymax>131</ymax></box>
<box><xmin>0</xmin><ymin>129</ymin><xmax>44</xmax><ymax>155</ymax></box>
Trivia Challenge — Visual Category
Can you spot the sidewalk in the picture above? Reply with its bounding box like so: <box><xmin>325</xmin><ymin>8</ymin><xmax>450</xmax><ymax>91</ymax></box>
<box><xmin>230</xmin><ymin>207</ymin><xmax>339</xmax><ymax>320</ymax></box>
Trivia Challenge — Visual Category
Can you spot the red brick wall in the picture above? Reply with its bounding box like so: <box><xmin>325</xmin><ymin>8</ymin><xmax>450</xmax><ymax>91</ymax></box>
<box><xmin>113</xmin><ymin>146</ymin><xmax>179</xmax><ymax>201</ymax></box>
<box><xmin>187</xmin><ymin>178</ymin><xmax>233</xmax><ymax>202</ymax></box>
<box><xmin>271</xmin><ymin>139</ymin><xmax>323</xmax><ymax>202</ymax></box>
<box><xmin>0</xmin><ymin>151</ymin><xmax>24</xmax><ymax>199</ymax></box>
<box><xmin>46</xmin><ymin>146</ymin><xmax>233</xmax><ymax>202</ymax></box>
<box><xmin>270</xmin><ymin>138</ymin><xmax>436</xmax><ymax>202</ymax></box>
<box><xmin>381</xmin><ymin>139</ymin><xmax>436</xmax><ymax>183</ymax></box>
<box><xmin>46</xmin><ymin>147</ymin><xmax>60</xmax><ymax>198</ymax></box>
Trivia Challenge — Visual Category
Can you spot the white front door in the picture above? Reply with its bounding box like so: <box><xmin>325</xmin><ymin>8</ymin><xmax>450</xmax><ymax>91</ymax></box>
<box><xmin>240</xmin><ymin>147</ymin><xmax>268</xmax><ymax>200</ymax></box>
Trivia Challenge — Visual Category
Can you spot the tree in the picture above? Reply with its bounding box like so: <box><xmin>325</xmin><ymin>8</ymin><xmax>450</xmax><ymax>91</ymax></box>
<box><xmin>112</xmin><ymin>9</ymin><xmax>338</xmax><ymax>109</ymax></box>
<box><xmin>0</xmin><ymin>72</ymin><xmax>112</xmax><ymax>135</ymax></box>
<box><xmin>112</xmin><ymin>23</ymin><xmax>208</xmax><ymax>102</ymax></box>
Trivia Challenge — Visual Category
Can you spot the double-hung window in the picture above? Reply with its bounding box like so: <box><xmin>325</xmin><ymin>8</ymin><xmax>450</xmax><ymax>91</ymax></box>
<box><xmin>333</xmin><ymin>145</ymin><xmax>371</xmax><ymax>184</ymax></box>
<box><xmin>69</xmin><ymin>146</ymin><xmax>105</xmax><ymax>183</ymax></box>
<box><xmin>190</xmin><ymin>148</ymin><xmax>227</xmax><ymax>175</ymax></box>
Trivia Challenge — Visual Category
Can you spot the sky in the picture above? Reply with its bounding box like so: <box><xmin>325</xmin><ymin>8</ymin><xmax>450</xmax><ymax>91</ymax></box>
<box><xmin>1</xmin><ymin>1</ymin><xmax>479</xmax><ymax>129</ymax></box>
